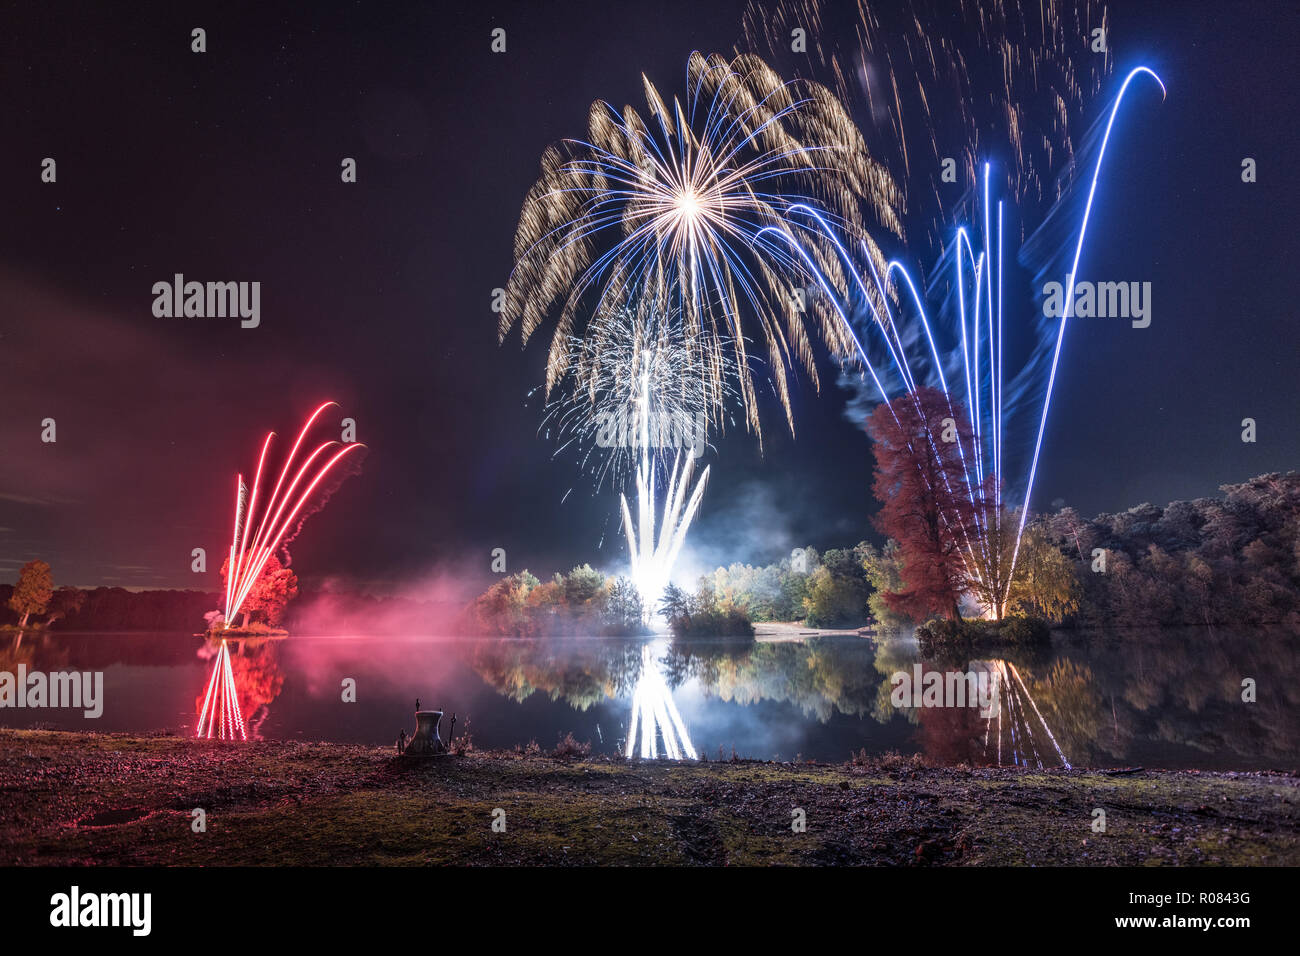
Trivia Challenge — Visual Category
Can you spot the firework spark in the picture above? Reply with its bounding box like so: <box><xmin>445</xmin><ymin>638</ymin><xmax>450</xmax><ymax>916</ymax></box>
<box><xmin>541</xmin><ymin>297</ymin><xmax>741</xmax><ymax>493</ymax></box>
<box><xmin>503</xmin><ymin>50</ymin><xmax>902</xmax><ymax>439</ymax></box>
<box><xmin>221</xmin><ymin>402</ymin><xmax>364</xmax><ymax>628</ymax></box>
<box><xmin>742</xmin><ymin>0</ymin><xmax>1112</xmax><ymax>253</ymax></box>
<box><xmin>622</xmin><ymin>450</ymin><xmax>710</xmax><ymax>613</ymax></box>
<box><xmin>739</xmin><ymin>0</ymin><xmax>1165</xmax><ymax>613</ymax></box>
<box><xmin>544</xmin><ymin>298</ymin><xmax>728</xmax><ymax>609</ymax></box>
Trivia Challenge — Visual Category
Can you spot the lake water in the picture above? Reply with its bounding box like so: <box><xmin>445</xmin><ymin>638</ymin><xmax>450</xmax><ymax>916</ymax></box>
<box><xmin>1</xmin><ymin>628</ymin><xmax>1294</xmax><ymax>770</ymax></box>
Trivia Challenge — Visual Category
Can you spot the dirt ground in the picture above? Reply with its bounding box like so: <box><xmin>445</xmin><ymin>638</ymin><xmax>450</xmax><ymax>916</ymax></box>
<box><xmin>1</xmin><ymin>729</ymin><xmax>1295</xmax><ymax>866</ymax></box>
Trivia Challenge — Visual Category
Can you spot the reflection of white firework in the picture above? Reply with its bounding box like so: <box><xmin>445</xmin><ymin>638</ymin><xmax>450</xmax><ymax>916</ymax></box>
<box><xmin>625</xmin><ymin>644</ymin><xmax>698</xmax><ymax>760</ymax></box>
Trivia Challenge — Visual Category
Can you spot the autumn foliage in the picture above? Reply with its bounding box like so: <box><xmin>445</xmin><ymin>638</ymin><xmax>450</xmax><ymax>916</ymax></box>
<box><xmin>220</xmin><ymin>553</ymin><xmax>299</xmax><ymax>627</ymax></box>
<box><xmin>8</xmin><ymin>560</ymin><xmax>53</xmax><ymax>627</ymax></box>
<box><xmin>866</xmin><ymin>387</ymin><xmax>976</xmax><ymax>621</ymax></box>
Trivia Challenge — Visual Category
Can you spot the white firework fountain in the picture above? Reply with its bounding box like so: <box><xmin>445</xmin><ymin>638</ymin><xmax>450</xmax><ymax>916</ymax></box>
<box><xmin>545</xmin><ymin>303</ymin><xmax>736</xmax><ymax>618</ymax></box>
<box><xmin>620</xmin><ymin>362</ymin><xmax>710</xmax><ymax>614</ymax></box>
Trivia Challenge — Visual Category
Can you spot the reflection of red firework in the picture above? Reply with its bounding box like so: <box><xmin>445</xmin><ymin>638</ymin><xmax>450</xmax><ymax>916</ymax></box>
<box><xmin>196</xmin><ymin>640</ymin><xmax>246</xmax><ymax>740</ymax></box>
<box><xmin>192</xmin><ymin>641</ymin><xmax>285</xmax><ymax>741</ymax></box>
<box><xmin>222</xmin><ymin>402</ymin><xmax>364</xmax><ymax>626</ymax></box>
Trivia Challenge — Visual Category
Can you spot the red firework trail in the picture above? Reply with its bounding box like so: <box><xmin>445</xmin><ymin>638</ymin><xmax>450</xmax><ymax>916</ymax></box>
<box><xmin>222</xmin><ymin>401</ymin><xmax>364</xmax><ymax>625</ymax></box>
<box><xmin>195</xmin><ymin>640</ymin><xmax>246</xmax><ymax>740</ymax></box>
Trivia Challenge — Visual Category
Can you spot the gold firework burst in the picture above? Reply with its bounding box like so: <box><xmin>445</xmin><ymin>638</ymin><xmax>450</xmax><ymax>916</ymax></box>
<box><xmin>502</xmin><ymin>51</ymin><xmax>903</xmax><ymax>439</ymax></box>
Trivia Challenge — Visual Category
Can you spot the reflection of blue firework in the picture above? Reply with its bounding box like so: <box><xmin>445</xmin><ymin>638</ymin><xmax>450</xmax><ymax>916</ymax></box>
<box><xmin>980</xmin><ymin>660</ymin><xmax>1071</xmax><ymax>768</ymax></box>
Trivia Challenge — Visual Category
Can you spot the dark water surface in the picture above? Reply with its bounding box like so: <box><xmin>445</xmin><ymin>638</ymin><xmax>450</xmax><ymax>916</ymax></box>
<box><xmin>0</xmin><ymin>628</ymin><xmax>1293</xmax><ymax>770</ymax></box>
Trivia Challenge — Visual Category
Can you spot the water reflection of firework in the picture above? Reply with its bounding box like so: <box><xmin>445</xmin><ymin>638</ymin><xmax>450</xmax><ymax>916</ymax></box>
<box><xmin>980</xmin><ymin>660</ymin><xmax>1071</xmax><ymax>769</ymax></box>
<box><xmin>196</xmin><ymin>640</ymin><xmax>245</xmax><ymax>741</ymax></box>
<box><xmin>625</xmin><ymin>644</ymin><xmax>697</xmax><ymax>760</ymax></box>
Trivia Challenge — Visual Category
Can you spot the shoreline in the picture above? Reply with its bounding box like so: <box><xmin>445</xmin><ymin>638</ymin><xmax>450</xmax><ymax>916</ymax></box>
<box><xmin>1</xmin><ymin>729</ymin><xmax>1295</xmax><ymax>866</ymax></box>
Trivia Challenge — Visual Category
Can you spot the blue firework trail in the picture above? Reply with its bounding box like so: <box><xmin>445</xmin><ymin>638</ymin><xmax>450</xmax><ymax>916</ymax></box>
<box><xmin>760</xmin><ymin>67</ymin><xmax>1166</xmax><ymax>614</ymax></box>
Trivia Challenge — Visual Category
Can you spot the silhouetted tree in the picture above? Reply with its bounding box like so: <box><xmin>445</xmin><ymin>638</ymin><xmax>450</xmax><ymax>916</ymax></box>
<box><xmin>45</xmin><ymin>586</ymin><xmax>86</xmax><ymax>626</ymax></box>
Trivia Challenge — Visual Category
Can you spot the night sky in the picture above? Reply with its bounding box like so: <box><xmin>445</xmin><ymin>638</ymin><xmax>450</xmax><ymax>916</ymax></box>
<box><xmin>1</xmin><ymin>1</ymin><xmax>1297</xmax><ymax>594</ymax></box>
